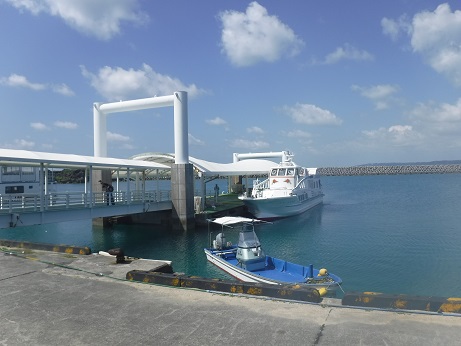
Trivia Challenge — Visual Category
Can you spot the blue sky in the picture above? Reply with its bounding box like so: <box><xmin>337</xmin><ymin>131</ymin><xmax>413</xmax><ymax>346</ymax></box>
<box><xmin>1</xmin><ymin>1</ymin><xmax>461</xmax><ymax>167</ymax></box>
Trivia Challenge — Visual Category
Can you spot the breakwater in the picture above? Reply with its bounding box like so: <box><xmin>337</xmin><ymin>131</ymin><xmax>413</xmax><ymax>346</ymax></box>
<box><xmin>316</xmin><ymin>164</ymin><xmax>461</xmax><ymax>176</ymax></box>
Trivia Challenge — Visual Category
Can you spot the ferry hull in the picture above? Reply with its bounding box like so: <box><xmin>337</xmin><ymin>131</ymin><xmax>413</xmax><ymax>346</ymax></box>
<box><xmin>241</xmin><ymin>194</ymin><xmax>323</xmax><ymax>219</ymax></box>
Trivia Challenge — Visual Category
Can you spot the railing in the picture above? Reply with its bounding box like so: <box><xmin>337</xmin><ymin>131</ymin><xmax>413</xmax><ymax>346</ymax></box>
<box><xmin>250</xmin><ymin>178</ymin><xmax>269</xmax><ymax>198</ymax></box>
<box><xmin>0</xmin><ymin>190</ymin><xmax>171</xmax><ymax>213</ymax></box>
<box><xmin>252</xmin><ymin>178</ymin><xmax>269</xmax><ymax>191</ymax></box>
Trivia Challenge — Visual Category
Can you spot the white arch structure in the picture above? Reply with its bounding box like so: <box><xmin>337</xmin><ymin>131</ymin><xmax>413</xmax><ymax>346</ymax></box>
<box><xmin>93</xmin><ymin>91</ymin><xmax>188</xmax><ymax>163</ymax></box>
<box><xmin>233</xmin><ymin>151</ymin><xmax>292</xmax><ymax>163</ymax></box>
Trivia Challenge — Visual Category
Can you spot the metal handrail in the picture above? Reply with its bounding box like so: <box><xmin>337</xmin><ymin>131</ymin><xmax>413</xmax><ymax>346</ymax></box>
<box><xmin>0</xmin><ymin>190</ymin><xmax>171</xmax><ymax>213</ymax></box>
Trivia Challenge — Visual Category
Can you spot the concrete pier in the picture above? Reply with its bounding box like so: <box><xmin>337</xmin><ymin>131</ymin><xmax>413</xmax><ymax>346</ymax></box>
<box><xmin>171</xmin><ymin>163</ymin><xmax>195</xmax><ymax>231</ymax></box>
<box><xmin>0</xmin><ymin>245</ymin><xmax>460</xmax><ymax>345</ymax></box>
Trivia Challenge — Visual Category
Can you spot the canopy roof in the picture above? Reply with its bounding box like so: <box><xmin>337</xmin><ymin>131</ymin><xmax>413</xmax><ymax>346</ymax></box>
<box><xmin>0</xmin><ymin>148</ymin><xmax>170</xmax><ymax>171</ymax></box>
<box><xmin>131</xmin><ymin>152</ymin><xmax>278</xmax><ymax>176</ymax></box>
<box><xmin>0</xmin><ymin>149</ymin><xmax>295</xmax><ymax>177</ymax></box>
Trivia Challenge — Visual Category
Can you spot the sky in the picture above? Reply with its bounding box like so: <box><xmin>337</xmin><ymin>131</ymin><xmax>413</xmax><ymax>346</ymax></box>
<box><xmin>1</xmin><ymin>0</ymin><xmax>461</xmax><ymax>167</ymax></box>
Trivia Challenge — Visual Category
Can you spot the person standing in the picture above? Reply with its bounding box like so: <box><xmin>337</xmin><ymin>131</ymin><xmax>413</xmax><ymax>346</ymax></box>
<box><xmin>99</xmin><ymin>180</ymin><xmax>115</xmax><ymax>205</ymax></box>
<box><xmin>214</xmin><ymin>183</ymin><xmax>220</xmax><ymax>205</ymax></box>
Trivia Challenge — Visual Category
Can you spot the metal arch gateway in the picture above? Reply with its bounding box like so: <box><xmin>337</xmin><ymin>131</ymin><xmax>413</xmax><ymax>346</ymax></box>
<box><xmin>93</xmin><ymin>92</ymin><xmax>194</xmax><ymax>230</ymax></box>
<box><xmin>93</xmin><ymin>93</ymin><xmax>188</xmax><ymax>163</ymax></box>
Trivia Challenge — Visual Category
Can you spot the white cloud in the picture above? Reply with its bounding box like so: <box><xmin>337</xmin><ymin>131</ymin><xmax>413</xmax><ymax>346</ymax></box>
<box><xmin>0</xmin><ymin>73</ymin><xmax>74</xmax><ymax>96</ymax></box>
<box><xmin>384</xmin><ymin>4</ymin><xmax>461</xmax><ymax>85</ymax></box>
<box><xmin>219</xmin><ymin>1</ymin><xmax>304</xmax><ymax>67</ymax></box>
<box><xmin>362</xmin><ymin>125</ymin><xmax>422</xmax><ymax>147</ymax></box>
<box><xmin>30</xmin><ymin>122</ymin><xmax>49</xmax><ymax>130</ymax></box>
<box><xmin>322</xmin><ymin>43</ymin><xmax>374</xmax><ymax>64</ymax></box>
<box><xmin>283</xmin><ymin>129</ymin><xmax>311</xmax><ymax>138</ymax></box>
<box><xmin>411</xmin><ymin>98</ymin><xmax>461</xmax><ymax>134</ymax></box>
<box><xmin>229</xmin><ymin>138</ymin><xmax>270</xmax><ymax>149</ymax></box>
<box><xmin>1</xmin><ymin>74</ymin><xmax>46</xmax><ymax>90</ymax></box>
<box><xmin>246</xmin><ymin>126</ymin><xmax>264</xmax><ymax>134</ymax></box>
<box><xmin>52</xmin><ymin>83</ymin><xmax>75</xmax><ymax>96</ymax></box>
<box><xmin>206</xmin><ymin>117</ymin><xmax>227</xmax><ymax>126</ymax></box>
<box><xmin>283</xmin><ymin>103</ymin><xmax>342</xmax><ymax>125</ymax></box>
<box><xmin>411</xmin><ymin>3</ymin><xmax>461</xmax><ymax>85</ymax></box>
<box><xmin>4</xmin><ymin>0</ymin><xmax>148</xmax><ymax>40</ymax></box>
<box><xmin>381</xmin><ymin>15</ymin><xmax>412</xmax><ymax>41</ymax></box>
<box><xmin>54</xmin><ymin>121</ymin><xmax>78</xmax><ymax>129</ymax></box>
<box><xmin>14</xmin><ymin>138</ymin><xmax>35</xmax><ymax>149</ymax></box>
<box><xmin>81</xmin><ymin>64</ymin><xmax>204</xmax><ymax>101</ymax></box>
<box><xmin>189</xmin><ymin>133</ymin><xmax>205</xmax><ymax>146</ymax></box>
<box><xmin>352</xmin><ymin>84</ymin><xmax>399</xmax><ymax>110</ymax></box>
<box><xmin>107</xmin><ymin>131</ymin><xmax>130</xmax><ymax>142</ymax></box>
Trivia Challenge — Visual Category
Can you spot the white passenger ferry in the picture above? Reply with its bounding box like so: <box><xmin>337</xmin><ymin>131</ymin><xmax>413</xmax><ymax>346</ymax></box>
<box><xmin>238</xmin><ymin>157</ymin><xmax>323</xmax><ymax>219</ymax></box>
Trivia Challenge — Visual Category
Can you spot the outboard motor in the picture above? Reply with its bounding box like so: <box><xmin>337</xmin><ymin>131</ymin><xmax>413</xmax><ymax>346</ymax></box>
<box><xmin>236</xmin><ymin>230</ymin><xmax>266</xmax><ymax>271</ymax></box>
<box><xmin>213</xmin><ymin>233</ymin><xmax>227</xmax><ymax>250</ymax></box>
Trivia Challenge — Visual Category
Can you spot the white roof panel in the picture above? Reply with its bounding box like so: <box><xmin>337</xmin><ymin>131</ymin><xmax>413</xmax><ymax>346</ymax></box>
<box><xmin>0</xmin><ymin>148</ymin><xmax>170</xmax><ymax>170</ymax></box>
<box><xmin>190</xmin><ymin>157</ymin><xmax>277</xmax><ymax>176</ymax></box>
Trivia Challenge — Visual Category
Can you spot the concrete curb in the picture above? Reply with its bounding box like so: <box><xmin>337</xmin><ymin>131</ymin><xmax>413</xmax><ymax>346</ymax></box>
<box><xmin>0</xmin><ymin>239</ymin><xmax>91</xmax><ymax>255</ymax></box>
<box><xmin>342</xmin><ymin>291</ymin><xmax>461</xmax><ymax>313</ymax></box>
<box><xmin>126</xmin><ymin>270</ymin><xmax>322</xmax><ymax>303</ymax></box>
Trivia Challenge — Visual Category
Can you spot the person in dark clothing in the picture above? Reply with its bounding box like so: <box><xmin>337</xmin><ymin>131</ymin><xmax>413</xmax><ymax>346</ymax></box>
<box><xmin>99</xmin><ymin>180</ymin><xmax>115</xmax><ymax>205</ymax></box>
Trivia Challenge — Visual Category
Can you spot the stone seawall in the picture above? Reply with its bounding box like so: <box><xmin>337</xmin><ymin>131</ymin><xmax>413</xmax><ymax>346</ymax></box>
<box><xmin>316</xmin><ymin>165</ymin><xmax>461</xmax><ymax>176</ymax></box>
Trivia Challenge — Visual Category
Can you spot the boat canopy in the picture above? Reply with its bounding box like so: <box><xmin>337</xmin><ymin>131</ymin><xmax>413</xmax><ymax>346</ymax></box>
<box><xmin>208</xmin><ymin>216</ymin><xmax>260</xmax><ymax>227</ymax></box>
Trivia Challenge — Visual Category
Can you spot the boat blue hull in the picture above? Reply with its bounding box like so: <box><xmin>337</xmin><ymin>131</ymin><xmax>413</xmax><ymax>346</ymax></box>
<box><xmin>204</xmin><ymin>247</ymin><xmax>341</xmax><ymax>290</ymax></box>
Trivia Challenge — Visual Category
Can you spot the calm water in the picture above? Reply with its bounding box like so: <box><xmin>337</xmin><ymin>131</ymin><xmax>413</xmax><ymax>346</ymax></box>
<box><xmin>1</xmin><ymin>174</ymin><xmax>461</xmax><ymax>297</ymax></box>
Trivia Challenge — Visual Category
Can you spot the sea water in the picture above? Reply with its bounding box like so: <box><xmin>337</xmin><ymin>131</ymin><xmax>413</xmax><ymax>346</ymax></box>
<box><xmin>1</xmin><ymin>174</ymin><xmax>460</xmax><ymax>297</ymax></box>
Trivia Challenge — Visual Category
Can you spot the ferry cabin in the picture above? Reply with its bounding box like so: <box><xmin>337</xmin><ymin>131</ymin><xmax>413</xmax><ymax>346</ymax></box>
<box><xmin>0</xmin><ymin>166</ymin><xmax>43</xmax><ymax>195</ymax></box>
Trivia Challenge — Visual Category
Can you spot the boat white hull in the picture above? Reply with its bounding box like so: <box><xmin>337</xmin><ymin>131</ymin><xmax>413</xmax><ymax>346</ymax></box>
<box><xmin>240</xmin><ymin>194</ymin><xmax>323</xmax><ymax>219</ymax></box>
<box><xmin>204</xmin><ymin>249</ymin><xmax>283</xmax><ymax>285</ymax></box>
<box><xmin>204</xmin><ymin>249</ymin><xmax>340</xmax><ymax>290</ymax></box>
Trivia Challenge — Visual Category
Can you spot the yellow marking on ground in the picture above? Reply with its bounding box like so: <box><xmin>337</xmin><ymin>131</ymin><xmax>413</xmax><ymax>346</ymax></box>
<box><xmin>360</xmin><ymin>297</ymin><xmax>371</xmax><ymax>304</ymax></box>
<box><xmin>246</xmin><ymin>287</ymin><xmax>263</xmax><ymax>295</ymax></box>
<box><xmin>230</xmin><ymin>285</ymin><xmax>243</xmax><ymax>293</ymax></box>
<box><xmin>439</xmin><ymin>298</ymin><xmax>461</xmax><ymax>313</ymax></box>
<box><xmin>394</xmin><ymin>299</ymin><xmax>408</xmax><ymax>309</ymax></box>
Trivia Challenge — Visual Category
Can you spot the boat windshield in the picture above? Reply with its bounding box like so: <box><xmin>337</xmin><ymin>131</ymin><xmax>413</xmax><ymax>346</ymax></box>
<box><xmin>237</xmin><ymin>231</ymin><xmax>261</xmax><ymax>249</ymax></box>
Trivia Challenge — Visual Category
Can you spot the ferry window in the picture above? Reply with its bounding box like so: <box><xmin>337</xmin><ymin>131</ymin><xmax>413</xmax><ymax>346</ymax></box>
<box><xmin>287</xmin><ymin>169</ymin><xmax>294</xmax><ymax>175</ymax></box>
<box><xmin>5</xmin><ymin>186</ymin><xmax>24</xmax><ymax>194</ymax></box>
<box><xmin>278</xmin><ymin>169</ymin><xmax>286</xmax><ymax>176</ymax></box>
<box><xmin>271</xmin><ymin>169</ymin><xmax>277</xmax><ymax>176</ymax></box>
<box><xmin>21</xmin><ymin>167</ymin><xmax>34</xmax><ymax>175</ymax></box>
<box><xmin>2</xmin><ymin>167</ymin><xmax>20</xmax><ymax>175</ymax></box>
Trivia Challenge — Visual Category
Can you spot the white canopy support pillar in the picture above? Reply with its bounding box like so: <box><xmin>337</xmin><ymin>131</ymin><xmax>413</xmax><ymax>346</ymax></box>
<box><xmin>92</xmin><ymin>91</ymin><xmax>194</xmax><ymax>230</ymax></box>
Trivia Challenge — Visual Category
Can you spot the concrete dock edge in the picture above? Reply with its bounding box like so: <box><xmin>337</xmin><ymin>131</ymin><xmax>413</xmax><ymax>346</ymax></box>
<box><xmin>127</xmin><ymin>270</ymin><xmax>322</xmax><ymax>303</ymax></box>
<box><xmin>342</xmin><ymin>291</ymin><xmax>461</xmax><ymax>313</ymax></box>
<box><xmin>0</xmin><ymin>239</ymin><xmax>91</xmax><ymax>255</ymax></box>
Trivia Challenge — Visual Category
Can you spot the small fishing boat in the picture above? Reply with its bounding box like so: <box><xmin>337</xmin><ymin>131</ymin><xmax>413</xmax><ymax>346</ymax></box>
<box><xmin>204</xmin><ymin>216</ymin><xmax>342</xmax><ymax>294</ymax></box>
<box><xmin>238</xmin><ymin>153</ymin><xmax>324</xmax><ymax>219</ymax></box>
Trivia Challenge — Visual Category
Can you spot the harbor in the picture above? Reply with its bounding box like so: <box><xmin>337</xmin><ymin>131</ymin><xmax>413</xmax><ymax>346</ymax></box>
<box><xmin>2</xmin><ymin>168</ymin><xmax>461</xmax><ymax>344</ymax></box>
<box><xmin>1</xmin><ymin>245</ymin><xmax>460</xmax><ymax>345</ymax></box>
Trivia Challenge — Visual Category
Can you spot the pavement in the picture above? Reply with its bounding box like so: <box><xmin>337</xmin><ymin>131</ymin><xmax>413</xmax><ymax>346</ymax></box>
<box><xmin>0</xmin><ymin>248</ymin><xmax>460</xmax><ymax>346</ymax></box>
